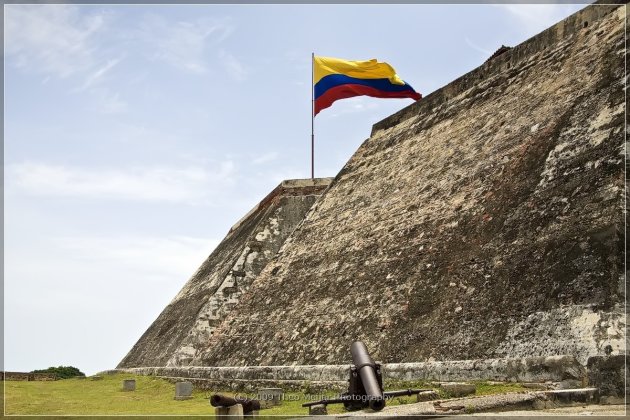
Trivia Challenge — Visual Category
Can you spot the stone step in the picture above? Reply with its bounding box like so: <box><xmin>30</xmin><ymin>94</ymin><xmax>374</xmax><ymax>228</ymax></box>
<box><xmin>338</xmin><ymin>388</ymin><xmax>603</xmax><ymax>417</ymax></box>
<box><xmin>533</xmin><ymin>387</ymin><xmax>599</xmax><ymax>409</ymax></box>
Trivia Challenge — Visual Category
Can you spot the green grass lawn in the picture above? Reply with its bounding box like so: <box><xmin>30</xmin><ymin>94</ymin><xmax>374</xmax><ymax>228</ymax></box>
<box><xmin>4</xmin><ymin>373</ymin><xmax>350</xmax><ymax>416</ymax></box>
<box><xmin>4</xmin><ymin>373</ymin><xmax>527</xmax><ymax>416</ymax></box>
<box><xmin>5</xmin><ymin>373</ymin><xmax>215</xmax><ymax>416</ymax></box>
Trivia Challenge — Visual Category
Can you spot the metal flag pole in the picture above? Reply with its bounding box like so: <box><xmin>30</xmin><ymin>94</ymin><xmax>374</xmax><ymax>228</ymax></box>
<box><xmin>311</xmin><ymin>52</ymin><xmax>315</xmax><ymax>180</ymax></box>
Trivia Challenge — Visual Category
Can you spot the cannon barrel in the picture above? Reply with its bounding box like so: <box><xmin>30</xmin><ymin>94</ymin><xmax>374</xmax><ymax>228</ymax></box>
<box><xmin>384</xmin><ymin>389</ymin><xmax>432</xmax><ymax>398</ymax></box>
<box><xmin>302</xmin><ymin>397</ymin><xmax>347</xmax><ymax>407</ymax></box>
<box><xmin>210</xmin><ymin>394</ymin><xmax>261</xmax><ymax>413</ymax></box>
<box><xmin>350</xmin><ymin>341</ymin><xmax>385</xmax><ymax>411</ymax></box>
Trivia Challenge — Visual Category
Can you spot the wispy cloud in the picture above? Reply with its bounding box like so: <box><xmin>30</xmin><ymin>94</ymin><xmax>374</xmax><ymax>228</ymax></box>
<box><xmin>138</xmin><ymin>15</ymin><xmax>234</xmax><ymax>74</ymax></box>
<box><xmin>464</xmin><ymin>37</ymin><xmax>492</xmax><ymax>57</ymax></box>
<box><xmin>5</xmin><ymin>5</ymin><xmax>105</xmax><ymax>78</ymax></box>
<box><xmin>6</xmin><ymin>161</ymin><xmax>236</xmax><ymax>204</ymax></box>
<box><xmin>252</xmin><ymin>152</ymin><xmax>279</xmax><ymax>165</ymax></box>
<box><xmin>326</xmin><ymin>96</ymin><xmax>379</xmax><ymax>118</ymax></box>
<box><xmin>75</xmin><ymin>56</ymin><xmax>127</xmax><ymax>113</ymax></box>
<box><xmin>80</xmin><ymin>57</ymin><xmax>123</xmax><ymax>91</ymax></box>
<box><xmin>496</xmin><ymin>4</ymin><xmax>584</xmax><ymax>34</ymax></box>
<box><xmin>219</xmin><ymin>50</ymin><xmax>248</xmax><ymax>81</ymax></box>
<box><xmin>52</xmin><ymin>234</ymin><xmax>219</xmax><ymax>280</ymax></box>
<box><xmin>6</xmin><ymin>5</ymin><xmax>128</xmax><ymax>114</ymax></box>
<box><xmin>92</xmin><ymin>88</ymin><xmax>129</xmax><ymax>114</ymax></box>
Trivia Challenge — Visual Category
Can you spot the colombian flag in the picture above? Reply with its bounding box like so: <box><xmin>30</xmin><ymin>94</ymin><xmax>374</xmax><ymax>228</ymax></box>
<box><xmin>313</xmin><ymin>56</ymin><xmax>421</xmax><ymax>116</ymax></box>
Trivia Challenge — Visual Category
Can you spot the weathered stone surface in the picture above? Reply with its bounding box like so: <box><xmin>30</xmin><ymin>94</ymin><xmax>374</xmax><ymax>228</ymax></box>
<box><xmin>174</xmin><ymin>381</ymin><xmax>193</xmax><ymax>400</ymax></box>
<box><xmin>117</xmin><ymin>178</ymin><xmax>332</xmax><ymax>368</ymax></box>
<box><xmin>112</xmin><ymin>354</ymin><xmax>584</xmax><ymax>385</ymax></box>
<box><xmin>257</xmin><ymin>387</ymin><xmax>283</xmax><ymax>407</ymax></box>
<box><xmin>586</xmin><ymin>354</ymin><xmax>626</xmax><ymax>398</ymax></box>
<box><xmin>1</xmin><ymin>372</ymin><xmax>58</xmax><ymax>381</ymax></box>
<box><xmin>440</xmin><ymin>383</ymin><xmax>476</xmax><ymax>397</ymax></box>
<box><xmin>308</xmin><ymin>404</ymin><xmax>328</xmax><ymax>415</ymax></box>
<box><xmin>191</xmin><ymin>3</ymin><xmax>625</xmax><ymax>367</ymax></box>
<box><xmin>538</xmin><ymin>387</ymin><xmax>600</xmax><ymax>407</ymax></box>
<box><xmin>122</xmin><ymin>379</ymin><xmax>136</xmax><ymax>391</ymax></box>
<box><xmin>215</xmin><ymin>403</ymin><xmax>243</xmax><ymax>419</ymax></box>
<box><xmin>416</xmin><ymin>390</ymin><xmax>439</xmax><ymax>402</ymax></box>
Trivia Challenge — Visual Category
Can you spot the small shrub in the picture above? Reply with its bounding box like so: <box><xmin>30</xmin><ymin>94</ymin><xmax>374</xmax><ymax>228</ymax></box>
<box><xmin>32</xmin><ymin>366</ymin><xmax>85</xmax><ymax>379</ymax></box>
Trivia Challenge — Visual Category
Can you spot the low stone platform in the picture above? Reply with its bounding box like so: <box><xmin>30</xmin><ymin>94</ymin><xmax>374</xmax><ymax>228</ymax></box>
<box><xmin>109</xmin><ymin>354</ymin><xmax>585</xmax><ymax>389</ymax></box>
<box><xmin>340</xmin><ymin>388</ymin><xmax>604</xmax><ymax>417</ymax></box>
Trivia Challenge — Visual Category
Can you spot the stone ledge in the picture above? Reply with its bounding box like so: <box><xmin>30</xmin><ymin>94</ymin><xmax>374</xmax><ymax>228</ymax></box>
<box><xmin>156</xmin><ymin>376</ymin><xmax>347</xmax><ymax>393</ymax></box>
<box><xmin>227</xmin><ymin>177</ymin><xmax>333</xmax><ymax>236</ymax></box>
<box><xmin>109</xmin><ymin>354</ymin><xmax>585</xmax><ymax>384</ymax></box>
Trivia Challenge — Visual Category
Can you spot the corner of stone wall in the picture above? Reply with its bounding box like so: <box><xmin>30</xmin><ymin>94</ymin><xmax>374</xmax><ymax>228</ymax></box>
<box><xmin>587</xmin><ymin>354</ymin><xmax>627</xmax><ymax>400</ymax></box>
<box><xmin>371</xmin><ymin>1</ymin><xmax>623</xmax><ymax>136</ymax></box>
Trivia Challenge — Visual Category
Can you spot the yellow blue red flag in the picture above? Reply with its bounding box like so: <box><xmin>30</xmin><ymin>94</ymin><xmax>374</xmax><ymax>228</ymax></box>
<box><xmin>313</xmin><ymin>56</ymin><xmax>421</xmax><ymax>116</ymax></box>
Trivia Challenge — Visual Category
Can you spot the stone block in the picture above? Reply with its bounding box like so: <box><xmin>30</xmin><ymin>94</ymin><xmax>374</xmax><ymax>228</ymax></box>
<box><xmin>557</xmin><ymin>379</ymin><xmax>582</xmax><ymax>389</ymax></box>
<box><xmin>257</xmin><ymin>387</ymin><xmax>283</xmax><ymax>407</ymax></box>
<box><xmin>174</xmin><ymin>381</ymin><xmax>193</xmax><ymax>400</ymax></box>
<box><xmin>441</xmin><ymin>383</ymin><xmax>476</xmax><ymax>397</ymax></box>
<box><xmin>416</xmin><ymin>390</ymin><xmax>439</xmax><ymax>402</ymax></box>
<box><xmin>587</xmin><ymin>355</ymin><xmax>626</xmax><ymax>398</ymax></box>
<box><xmin>521</xmin><ymin>383</ymin><xmax>549</xmax><ymax>390</ymax></box>
<box><xmin>543</xmin><ymin>388</ymin><xmax>599</xmax><ymax>405</ymax></box>
<box><xmin>600</xmin><ymin>396</ymin><xmax>626</xmax><ymax>405</ymax></box>
<box><xmin>122</xmin><ymin>379</ymin><xmax>136</xmax><ymax>391</ymax></box>
<box><xmin>215</xmin><ymin>403</ymin><xmax>244</xmax><ymax>419</ymax></box>
<box><xmin>308</xmin><ymin>404</ymin><xmax>327</xmax><ymax>415</ymax></box>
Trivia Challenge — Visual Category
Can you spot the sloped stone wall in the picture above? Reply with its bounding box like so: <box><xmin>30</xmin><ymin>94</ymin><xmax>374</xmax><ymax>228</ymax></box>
<box><xmin>118</xmin><ymin>178</ymin><xmax>332</xmax><ymax>368</ymax></box>
<box><xmin>193</xmin><ymin>3</ymin><xmax>625</xmax><ymax>367</ymax></box>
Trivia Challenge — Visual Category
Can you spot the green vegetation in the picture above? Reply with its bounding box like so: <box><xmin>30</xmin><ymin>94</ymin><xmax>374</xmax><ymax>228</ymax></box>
<box><xmin>31</xmin><ymin>365</ymin><xmax>85</xmax><ymax>379</ymax></box>
<box><xmin>473</xmin><ymin>381</ymin><xmax>527</xmax><ymax>396</ymax></box>
<box><xmin>6</xmin><ymin>373</ymin><xmax>344</xmax><ymax>416</ymax></box>
<box><xmin>384</xmin><ymin>378</ymin><xmax>527</xmax><ymax>399</ymax></box>
<box><xmin>5</xmin><ymin>373</ymin><xmax>528</xmax><ymax>416</ymax></box>
<box><xmin>5</xmin><ymin>373</ymin><xmax>212</xmax><ymax>416</ymax></box>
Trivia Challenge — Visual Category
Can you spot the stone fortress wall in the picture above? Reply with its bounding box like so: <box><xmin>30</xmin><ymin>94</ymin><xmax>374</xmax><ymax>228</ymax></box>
<box><xmin>118</xmin><ymin>1</ymin><xmax>626</xmax><ymax>388</ymax></box>
<box><xmin>193</xmin><ymin>1</ymin><xmax>626</xmax><ymax>367</ymax></box>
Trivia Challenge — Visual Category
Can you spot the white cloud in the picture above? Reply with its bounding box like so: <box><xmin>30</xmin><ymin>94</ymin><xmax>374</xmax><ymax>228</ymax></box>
<box><xmin>5</xmin><ymin>5</ymin><xmax>129</xmax><ymax>114</ymax></box>
<box><xmin>326</xmin><ymin>96</ymin><xmax>380</xmax><ymax>118</ymax></box>
<box><xmin>219</xmin><ymin>50</ymin><xmax>248</xmax><ymax>81</ymax></box>
<box><xmin>252</xmin><ymin>152</ymin><xmax>279</xmax><ymax>165</ymax></box>
<box><xmin>52</xmin><ymin>234</ymin><xmax>219</xmax><ymax>280</ymax></box>
<box><xmin>75</xmin><ymin>57</ymin><xmax>128</xmax><ymax>113</ymax></box>
<box><xmin>497</xmin><ymin>4</ymin><xmax>584</xmax><ymax>34</ymax></box>
<box><xmin>5</xmin><ymin>5</ymin><xmax>105</xmax><ymax>78</ymax></box>
<box><xmin>89</xmin><ymin>87</ymin><xmax>128</xmax><ymax>114</ymax></box>
<box><xmin>80</xmin><ymin>57</ymin><xmax>123</xmax><ymax>91</ymax></box>
<box><xmin>464</xmin><ymin>37</ymin><xmax>492</xmax><ymax>57</ymax></box>
<box><xmin>6</xmin><ymin>161</ymin><xmax>236</xmax><ymax>203</ymax></box>
<box><xmin>4</xmin><ymin>231</ymin><xmax>219</xmax><ymax>374</ymax></box>
<box><xmin>139</xmin><ymin>15</ymin><xmax>234</xmax><ymax>74</ymax></box>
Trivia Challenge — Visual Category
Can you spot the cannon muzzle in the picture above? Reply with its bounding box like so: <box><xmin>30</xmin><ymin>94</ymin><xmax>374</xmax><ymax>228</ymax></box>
<box><xmin>210</xmin><ymin>394</ymin><xmax>261</xmax><ymax>413</ymax></box>
<box><xmin>350</xmin><ymin>341</ymin><xmax>385</xmax><ymax>411</ymax></box>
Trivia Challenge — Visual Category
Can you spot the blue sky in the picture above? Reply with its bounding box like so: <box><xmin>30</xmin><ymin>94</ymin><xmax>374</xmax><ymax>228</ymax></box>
<box><xmin>4</xmin><ymin>3</ymin><xmax>586</xmax><ymax>375</ymax></box>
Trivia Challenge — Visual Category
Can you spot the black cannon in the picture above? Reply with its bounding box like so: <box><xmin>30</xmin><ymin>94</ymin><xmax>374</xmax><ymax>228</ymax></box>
<box><xmin>210</xmin><ymin>394</ymin><xmax>261</xmax><ymax>414</ymax></box>
<box><xmin>349</xmin><ymin>341</ymin><xmax>385</xmax><ymax>410</ymax></box>
<box><xmin>302</xmin><ymin>341</ymin><xmax>430</xmax><ymax>412</ymax></box>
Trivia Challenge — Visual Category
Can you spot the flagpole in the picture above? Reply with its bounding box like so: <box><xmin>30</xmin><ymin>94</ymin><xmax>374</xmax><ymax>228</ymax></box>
<box><xmin>311</xmin><ymin>52</ymin><xmax>315</xmax><ymax>180</ymax></box>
